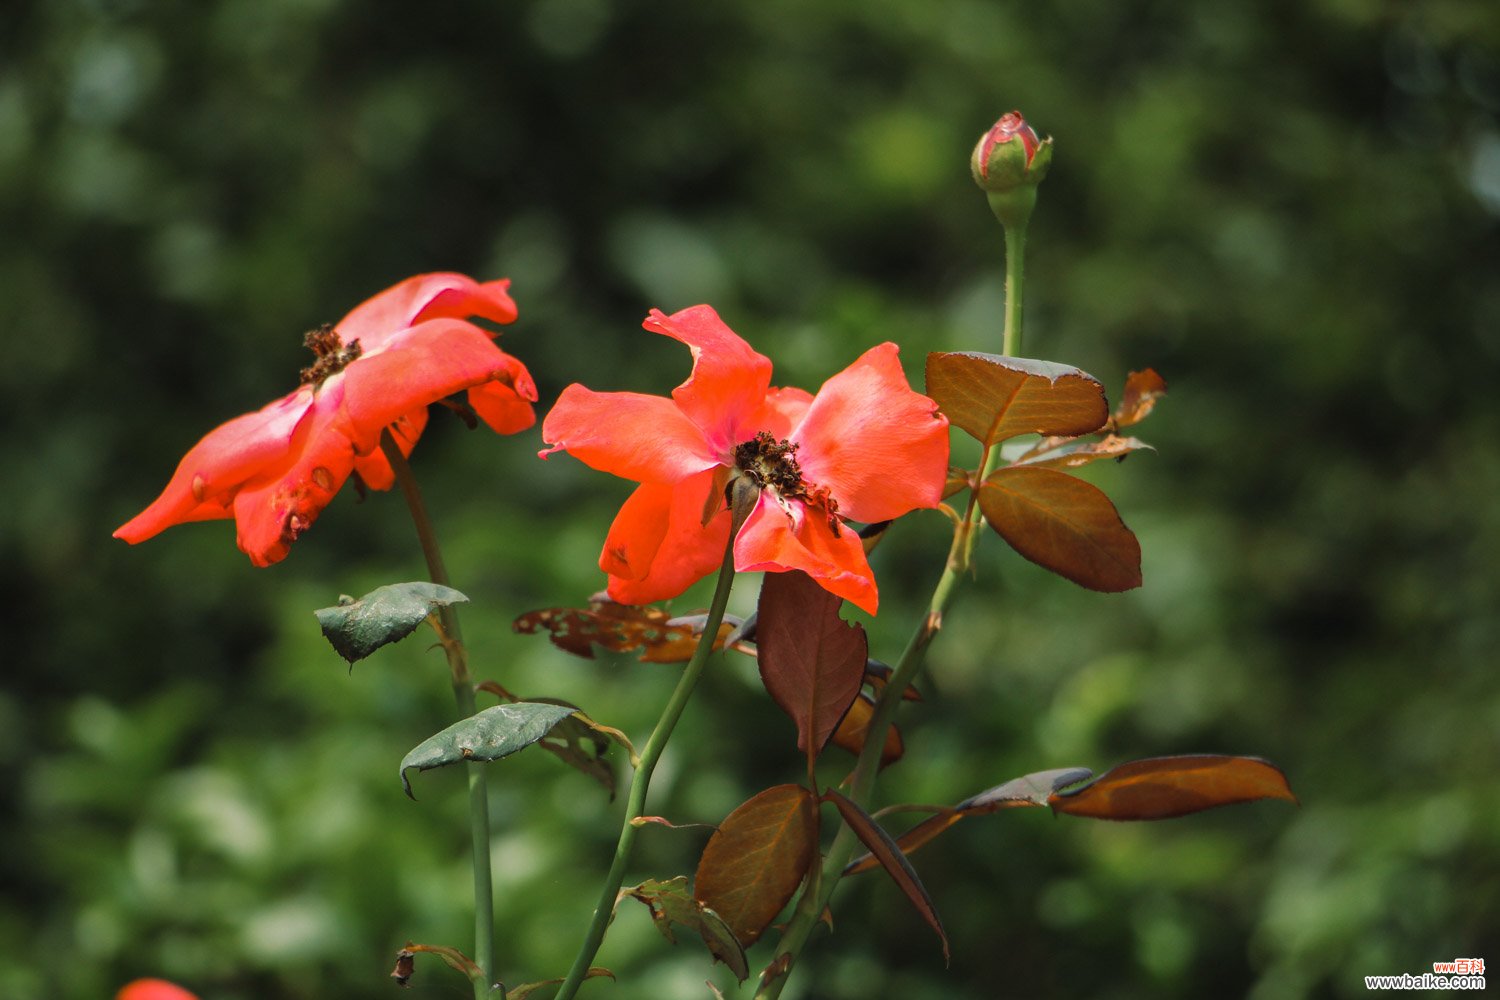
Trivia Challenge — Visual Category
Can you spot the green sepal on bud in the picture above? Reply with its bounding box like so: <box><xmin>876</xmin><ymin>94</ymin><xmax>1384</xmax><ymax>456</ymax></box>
<box><xmin>971</xmin><ymin>110</ymin><xmax>1052</xmax><ymax>230</ymax></box>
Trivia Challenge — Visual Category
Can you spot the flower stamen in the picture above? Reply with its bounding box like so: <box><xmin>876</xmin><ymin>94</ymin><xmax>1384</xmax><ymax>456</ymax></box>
<box><xmin>732</xmin><ymin>431</ymin><xmax>842</xmax><ymax>535</ymax></box>
<box><xmin>299</xmin><ymin>323</ymin><xmax>363</xmax><ymax>386</ymax></box>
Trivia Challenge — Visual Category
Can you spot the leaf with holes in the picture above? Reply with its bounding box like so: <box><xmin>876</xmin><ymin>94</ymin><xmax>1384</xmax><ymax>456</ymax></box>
<box><xmin>756</xmin><ymin>570</ymin><xmax>867</xmax><ymax>767</ymax></box>
<box><xmin>978</xmin><ymin>466</ymin><xmax>1141</xmax><ymax>591</ymax></box>
<box><xmin>824</xmin><ymin>788</ymin><xmax>948</xmax><ymax>964</ymax></box>
<box><xmin>618</xmin><ymin>877</ymin><xmax>749</xmax><ymax>982</ymax></box>
<box><xmin>1050</xmin><ymin>755</ymin><xmax>1297</xmax><ymax>820</ymax></box>
<box><xmin>399</xmin><ymin>702</ymin><xmax>577</xmax><ymax>799</ymax></box>
<box><xmin>845</xmin><ymin>767</ymin><xmax>1092</xmax><ymax>875</ymax></box>
<box><xmin>925</xmin><ymin>352</ymin><xmax>1108</xmax><ymax>447</ymax></box>
<box><xmin>1110</xmin><ymin>368</ymin><xmax>1168</xmax><ymax>429</ymax></box>
<box><xmin>829</xmin><ymin>694</ymin><xmax>904</xmax><ymax>768</ymax></box>
<box><xmin>694</xmin><ymin>785</ymin><xmax>818</xmax><ymax>946</ymax></box>
<box><xmin>314</xmin><ymin>582</ymin><xmax>468</xmax><ymax>665</ymax></box>
<box><xmin>512</xmin><ymin>600</ymin><xmax>733</xmax><ymax>663</ymax></box>
<box><xmin>1011</xmin><ymin>433</ymin><xmax>1154</xmax><ymax>470</ymax></box>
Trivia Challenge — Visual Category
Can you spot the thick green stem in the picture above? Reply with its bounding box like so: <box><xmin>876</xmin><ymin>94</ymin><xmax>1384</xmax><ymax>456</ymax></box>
<box><xmin>554</xmin><ymin>538</ymin><xmax>738</xmax><ymax>1000</ymax></box>
<box><xmin>381</xmin><ymin>431</ymin><xmax>495</xmax><ymax>1000</ymax></box>
<box><xmin>755</xmin><ymin>217</ymin><xmax>1031</xmax><ymax>999</ymax></box>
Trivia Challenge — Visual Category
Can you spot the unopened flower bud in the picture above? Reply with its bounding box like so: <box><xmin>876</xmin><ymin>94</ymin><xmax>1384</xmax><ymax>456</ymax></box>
<box><xmin>970</xmin><ymin>110</ymin><xmax>1052</xmax><ymax>229</ymax></box>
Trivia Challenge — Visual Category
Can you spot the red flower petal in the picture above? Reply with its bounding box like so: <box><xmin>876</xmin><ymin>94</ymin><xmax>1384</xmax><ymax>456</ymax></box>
<box><xmin>339</xmin><ymin>319</ymin><xmax>532</xmax><ymax>455</ymax></box>
<box><xmin>790</xmin><ymin>342</ymin><xmax>949</xmax><ymax>524</ymax></box>
<box><xmin>114</xmin><ymin>391</ymin><xmax>314</xmax><ymax>544</ymax></box>
<box><xmin>734</xmin><ymin>495</ymin><xmax>879</xmax><ymax>615</ymax></box>
<box><xmin>351</xmin><ymin>407</ymin><xmax>428</xmax><ymax>490</ymax></box>
<box><xmin>117</xmin><ymin>979</ymin><xmax>200</xmax><ymax>1000</ymax></box>
<box><xmin>228</xmin><ymin>381</ymin><xmax>359</xmax><ymax>566</ymax></box>
<box><xmin>541</xmin><ymin>385</ymin><xmax>717</xmax><ymax>483</ymax></box>
<box><xmin>603</xmin><ymin>470</ymin><xmax>732</xmax><ymax>606</ymax></box>
<box><xmin>467</xmin><ymin>349</ymin><xmax>539</xmax><ymax>436</ymax></box>
<box><xmin>644</xmin><ymin>306</ymin><xmax>773</xmax><ymax>455</ymax></box>
<box><xmin>337</xmin><ymin>273</ymin><xmax>517</xmax><ymax>352</ymax></box>
<box><xmin>747</xmin><ymin>386</ymin><xmax>815</xmax><ymax>439</ymax></box>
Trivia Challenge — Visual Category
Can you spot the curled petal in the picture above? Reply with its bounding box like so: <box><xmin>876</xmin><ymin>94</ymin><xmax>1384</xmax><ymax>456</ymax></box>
<box><xmin>604</xmin><ymin>470</ymin><xmax>732</xmax><ymax>606</ymax></box>
<box><xmin>644</xmin><ymin>306</ymin><xmax>773</xmax><ymax>453</ymax></box>
<box><xmin>339</xmin><ymin>319</ymin><xmax>532</xmax><ymax>454</ymax></box>
<box><xmin>735</xmin><ymin>497</ymin><xmax>878</xmax><ymax>615</ymax></box>
<box><xmin>791</xmin><ymin>342</ymin><xmax>949</xmax><ymax>524</ymax></box>
<box><xmin>114</xmin><ymin>391</ymin><xmax>313</xmax><ymax>544</ymax></box>
<box><xmin>337</xmin><ymin>273</ymin><xmax>517</xmax><ymax>352</ymax></box>
<box><xmin>467</xmin><ymin>349</ymin><xmax>539</xmax><ymax>436</ymax></box>
<box><xmin>541</xmin><ymin>385</ymin><xmax>717</xmax><ymax>483</ymax></box>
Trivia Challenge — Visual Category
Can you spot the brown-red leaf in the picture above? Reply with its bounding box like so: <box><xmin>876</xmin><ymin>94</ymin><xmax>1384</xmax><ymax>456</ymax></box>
<box><xmin>694</xmin><ymin>785</ymin><xmax>818</xmax><ymax>946</ymax></box>
<box><xmin>1049</xmin><ymin>755</ymin><xmax>1297</xmax><ymax>820</ymax></box>
<box><xmin>845</xmin><ymin>767</ymin><xmax>1091</xmax><ymax>875</ymax></box>
<box><xmin>756</xmin><ymin>570</ymin><xmax>868</xmax><ymax>767</ymax></box>
<box><xmin>1111</xmin><ymin>368</ymin><xmax>1168</xmax><ymax>429</ymax></box>
<box><xmin>829</xmin><ymin>693</ymin><xmax>904</xmax><ymax>768</ymax></box>
<box><xmin>1012</xmin><ymin>433</ymin><xmax>1154</xmax><ymax>470</ymax></box>
<box><xmin>978</xmin><ymin>466</ymin><xmax>1142</xmax><ymax>592</ymax></box>
<box><xmin>925</xmin><ymin>352</ymin><xmax>1109</xmax><ymax>448</ymax></box>
<box><xmin>512</xmin><ymin>599</ymin><xmax>733</xmax><ymax>663</ymax></box>
<box><xmin>824</xmin><ymin>788</ymin><xmax>949</xmax><ymax>964</ymax></box>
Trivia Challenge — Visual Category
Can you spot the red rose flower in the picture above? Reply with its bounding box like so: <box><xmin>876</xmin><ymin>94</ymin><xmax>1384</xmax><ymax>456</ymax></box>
<box><xmin>115</xmin><ymin>273</ymin><xmax>537</xmax><ymax>565</ymax></box>
<box><xmin>117</xmin><ymin>979</ymin><xmax>200</xmax><ymax>1000</ymax></box>
<box><xmin>540</xmin><ymin>306</ymin><xmax>948</xmax><ymax>614</ymax></box>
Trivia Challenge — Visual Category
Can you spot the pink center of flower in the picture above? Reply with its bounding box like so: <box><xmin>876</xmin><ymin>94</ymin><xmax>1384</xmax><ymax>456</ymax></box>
<box><xmin>732</xmin><ymin>431</ymin><xmax>842</xmax><ymax>534</ymax></box>
<box><xmin>299</xmin><ymin>324</ymin><xmax>363</xmax><ymax>386</ymax></box>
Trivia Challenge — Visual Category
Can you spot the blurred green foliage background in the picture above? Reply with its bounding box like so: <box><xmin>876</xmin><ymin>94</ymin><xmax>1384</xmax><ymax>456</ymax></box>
<box><xmin>5</xmin><ymin>0</ymin><xmax>1500</xmax><ymax>997</ymax></box>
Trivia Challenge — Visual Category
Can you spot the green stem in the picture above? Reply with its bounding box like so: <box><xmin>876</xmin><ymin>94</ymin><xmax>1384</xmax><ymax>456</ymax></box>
<box><xmin>381</xmin><ymin>430</ymin><xmax>495</xmax><ymax>1000</ymax></box>
<box><xmin>755</xmin><ymin>218</ymin><xmax>1031</xmax><ymax>999</ymax></box>
<box><xmin>554</xmin><ymin>537</ymin><xmax>739</xmax><ymax>1000</ymax></box>
<box><xmin>1003</xmin><ymin>220</ymin><xmax>1028</xmax><ymax>357</ymax></box>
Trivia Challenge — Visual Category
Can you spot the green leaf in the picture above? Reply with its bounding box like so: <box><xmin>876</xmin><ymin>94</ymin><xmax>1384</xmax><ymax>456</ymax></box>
<box><xmin>618</xmin><ymin>876</ymin><xmax>749</xmax><ymax>982</ymax></box>
<box><xmin>314</xmin><ymin>582</ymin><xmax>468</xmax><ymax>665</ymax></box>
<box><xmin>925</xmin><ymin>352</ymin><xmax>1108</xmax><ymax>447</ymax></box>
<box><xmin>399</xmin><ymin>702</ymin><xmax>576</xmax><ymax>799</ymax></box>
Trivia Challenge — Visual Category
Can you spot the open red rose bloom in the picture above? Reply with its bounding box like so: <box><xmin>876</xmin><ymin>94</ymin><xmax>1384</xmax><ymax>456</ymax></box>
<box><xmin>541</xmin><ymin>306</ymin><xmax>948</xmax><ymax>614</ymax></box>
<box><xmin>115</xmin><ymin>273</ymin><xmax>538</xmax><ymax>566</ymax></box>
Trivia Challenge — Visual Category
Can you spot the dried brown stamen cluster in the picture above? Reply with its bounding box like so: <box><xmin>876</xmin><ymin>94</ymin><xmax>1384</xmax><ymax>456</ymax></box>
<box><xmin>299</xmin><ymin>323</ymin><xmax>363</xmax><ymax>386</ymax></box>
<box><xmin>732</xmin><ymin>431</ymin><xmax>842</xmax><ymax>534</ymax></box>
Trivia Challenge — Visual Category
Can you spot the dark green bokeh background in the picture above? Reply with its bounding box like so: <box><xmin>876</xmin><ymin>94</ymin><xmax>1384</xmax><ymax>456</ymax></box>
<box><xmin>5</xmin><ymin>1</ymin><xmax>1499</xmax><ymax>997</ymax></box>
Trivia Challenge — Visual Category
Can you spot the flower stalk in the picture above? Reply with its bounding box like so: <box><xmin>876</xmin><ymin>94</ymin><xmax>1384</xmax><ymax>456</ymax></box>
<box><xmin>755</xmin><ymin>150</ymin><xmax>1036</xmax><ymax>997</ymax></box>
<box><xmin>554</xmin><ymin>534</ymin><xmax>739</xmax><ymax>1000</ymax></box>
<box><xmin>380</xmin><ymin>429</ymin><xmax>495</xmax><ymax>1000</ymax></box>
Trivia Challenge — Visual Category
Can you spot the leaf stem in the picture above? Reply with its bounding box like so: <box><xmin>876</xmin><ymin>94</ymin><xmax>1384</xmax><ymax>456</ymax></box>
<box><xmin>381</xmin><ymin>430</ymin><xmax>495</xmax><ymax>1000</ymax></box>
<box><xmin>554</xmin><ymin>537</ymin><xmax>739</xmax><ymax>1000</ymax></box>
